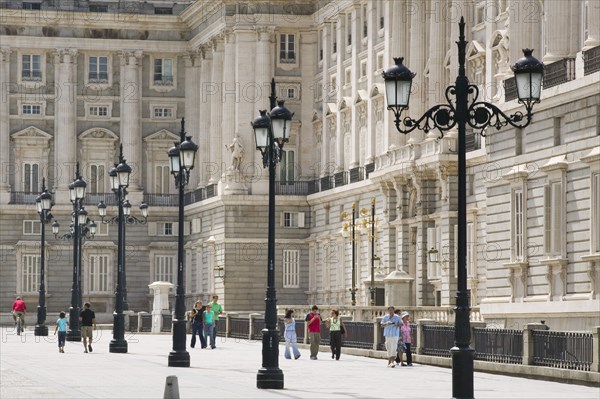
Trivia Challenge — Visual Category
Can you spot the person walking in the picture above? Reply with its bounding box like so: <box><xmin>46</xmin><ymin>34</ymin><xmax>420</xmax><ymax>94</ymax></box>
<box><xmin>209</xmin><ymin>295</ymin><xmax>223</xmax><ymax>348</ymax></box>
<box><xmin>380</xmin><ymin>306</ymin><xmax>401</xmax><ymax>367</ymax></box>
<box><xmin>283</xmin><ymin>309</ymin><xmax>301</xmax><ymax>360</ymax></box>
<box><xmin>54</xmin><ymin>311</ymin><xmax>69</xmax><ymax>353</ymax></box>
<box><xmin>80</xmin><ymin>302</ymin><xmax>96</xmax><ymax>353</ymax></box>
<box><xmin>399</xmin><ymin>311</ymin><xmax>413</xmax><ymax>366</ymax></box>
<box><xmin>188</xmin><ymin>301</ymin><xmax>206</xmax><ymax>349</ymax></box>
<box><xmin>305</xmin><ymin>305</ymin><xmax>322</xmax><ymax>360</ymax></box>
<box><xmin>203</xmin><ymin>304</ymin><xmax>216</xmax><ymax>349</ymax></box>
<box><xmin>326</xmin><ymin>309</ymin><xmax>344</xmax><ymax>360</ymax></box>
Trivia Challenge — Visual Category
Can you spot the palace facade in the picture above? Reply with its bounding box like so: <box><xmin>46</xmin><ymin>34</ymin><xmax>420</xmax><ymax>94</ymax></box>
<box><xmin>1</xmin><ymin>0</ymin><xmax>598</xmax><ymax>331</ymax></box>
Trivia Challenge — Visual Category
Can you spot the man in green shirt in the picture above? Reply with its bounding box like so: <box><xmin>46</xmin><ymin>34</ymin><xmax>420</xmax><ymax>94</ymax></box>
<box><xmin>209</xmin><ymin>295</ymin><xmax>223</xmax><ymax>347</ymax></box>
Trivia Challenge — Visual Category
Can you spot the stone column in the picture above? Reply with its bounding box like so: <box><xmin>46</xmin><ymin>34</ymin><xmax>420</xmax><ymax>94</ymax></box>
<box><xmin>335</xmin><ymin>16</ymin><xmax>344</xmax><ymax>172</ymax></box>
<box><xmin>0</xmin><ymin>47</ymin><xmax>12</xmax><ymax>195</ymax></box>
<box><xmin>407</xmin><ymin>0</ymin><xmax>426</xmax><ymax>144</ymax></box>
<box><xmin>221</xmin><ymin>30</ymin><xmax>236</xmax><ymax>178</ymax></box>
<box><xmin>386</xmin><ymin>0</ymin><xmax>408</xmax><ymax>150</ymax></box>
<box><xmin>584</xmin><ymin>1</ymin><xmax>600</xmax><ymax>49</ymax></box>
<box><xmin>53</xmin><ymin>48</ymin><xmax>78</xmax><ymax>203</ymax></box>
<box><xmin>543</xmin><ymin>0</ymin><xmax>571</xmax><ymax>63</ymax></box>
<box><xmin>198</xmin><ymin>45</ymin><xmax>212</xmax><ymax>188</ymax></box>
<box><xmin>320</xmin><ymin>25</ymin><xmax>330</xmax><ymax>177</ymax></box>
<box><xmin>254</xmin><ymin>27</ymin><xmax>273</xmax><ymax>183</ymax></box>
<box><xmin>522</xmin><ymin>322</ymin><xmax>549</xmax><ymax>365</ymax></box>
<box><xmin>119</xmin><ymin>50</ymin><xmax>143</xmax><ymax>191</ymax></box>
<box><xmin>184</xmin><ymin>49</ymin><xmax>201</xmax><ymax>188</ymax></box>
<box><xmin>350</xmin><ymin>6</ymin><xmax>359</xmax><ymax>169</ymax></box>
<box><xmin>208</xmin><ymin>38</ymin><xmax>224</xmax><ymax>183</ymax></box>
<box><xmin>427</xmin><ymin>3</ymin><xmax>445</xmax><ymax>107</ymax></box>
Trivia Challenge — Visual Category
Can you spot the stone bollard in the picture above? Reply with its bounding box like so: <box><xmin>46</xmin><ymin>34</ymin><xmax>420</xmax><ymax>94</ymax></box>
<box><xmin>148</xmin><ymin>282</ymin><xmax>174</xmax><ymax>334</ymax></box>
<box><xmin>592</xmin><ymin>326</ymin><xmax>600</xmax><ymax>372</ymax></box>
<box><xmin>522</xmin><ymin>322</ymin><xmax>549</xmax><ymax>365</ymax></box>
<box><xmin>373</xmin><ymin>318</ymin><xmax>383</xmax><ymax>351</ymax></box>
<box><xmin>163</xmin><ymin>375</ymin><xmax>180</xmax><ymax>399</ymax></box>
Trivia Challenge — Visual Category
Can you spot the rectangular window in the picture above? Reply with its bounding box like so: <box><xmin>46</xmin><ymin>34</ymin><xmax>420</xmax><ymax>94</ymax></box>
<box><xmin>283</xmin><ymin>249</ymin><xmax>300</xmax><ymax>288</ymax></box>
<box><xmin>279</xmin><ymin>34</ymin><xmax>296</xmax><ymax>63</ymax></box>
<box><xmin>89</xmin><ymin>164</ymin><xmax>105</xmax><ymax>194</ymax></box>
<box><xmin>22</xmin><ymin>254</ymin><xmax>40</xmax><ymax>293</ymax></box>
<box><xmin>89</xmin><ymin>5</ymin><xmax>108</xmax><ymax>12</ymax></box>
<box><xmin>153</xmin><ymin>107</ymin><xmax>173</xmax><ymax>118</ymax></box>
<box><xmin>155</xmin><ymin>255</ymin><xmax>175</xmax><ymax>283</ymax></box>
<box><xmin>318</xmin><ymin>29</ymin><xmax>323</xmax><ymax>61</ymax></box>
<box><xmin>512</xmin><ymin>189</ymin><xmax>525</xmax><ymax>261</ymax></box>
<box><xmin>154</xmin><ymin>59</ymin><xmax>173</xmax><ymax>85</ymax></box>
<box><xmin>346</xmin><ymin>13</ymin><xmax>352</xmax><ymax>46</ymax></box>
<box><xmin>23</xmin><ymin>162</ymin><xmax>39</xmax><ymax>193</ymax></box>
<box><xmin>22</xmin><ymin>54</ymin><xmax>41</xmax><ymax>81</ymax></box>
<box><xmin>155</xmin><ymin>7</ymin><xmax>173</xmax><ymax>15</ymax></box>
<box><xmin>155</xmin><ymin>165</ymin><xmax>171</xmax><ymax>194</ymax></box>
<box><xmin>287</xmin><ymin>88</ymin><xmax>295</xmax><ymax>99</ymax></box>
<box><xmin>282</xmin><ymin>212</ymin><xmax>304</xmax><ymax>228</ymax></box>
<box><xmin>23</xmin><ymin>2</ymin><xmax>41</xmax><ymax>10</ymax></box>
<box><xmin>160</xmin><ymin>222</ymin><xmax>173</xmax><ymax>236</ymax></box>
<box><xmin>89</xmin><ymin>106</ymin><xmax>108</xmax><ymax>117</ymax></box>
<box><xmin>22</xmin><ymin>104</ymin><xmax>41</xmax><ymax>115</ymax></box>
<box><xmin>544</xmin><ymin>181</ymin><xmax>563</xmax><ymax>256</ymax></box>
<box><xmin>89</xmin><ymin>255</ymin><xmax>110</xmax><ymax>293</ymax></box>
<box><xmin>332</xmin><ymin>22</ymin><xmax>337</xmax><ymax>54</ymax></box>
<box><xmin>360</xmin><ymin>60</ymin><xmax>367</xmax><ymax>78</ymax></box>
<box><xmin>279</xmin><ymin>150</ymin><xmax>295</xmax><ymax>184</ymax></box>
<box><xmin>88</xmin><ymin>56</ymin><xmax>108</xmax><ymax>82</ymax></box>
<box><xmin>427</xmin><ymin>226</ymin><xmax>442</xmax><ymax>279</ymax></box>
<box><xmin>362</xmin><ymin>5</ymin><xmax>368</xmax><ymax>37</ymax></box>
<box><xmin>23</xmin><ymin>220</ymin><xmax>41</xmax><ymax>235</ymax></box>
<box><xmin>592</xmin><ymin>173</ymin><xmax>600</xmax><ymax>253</ymax></box>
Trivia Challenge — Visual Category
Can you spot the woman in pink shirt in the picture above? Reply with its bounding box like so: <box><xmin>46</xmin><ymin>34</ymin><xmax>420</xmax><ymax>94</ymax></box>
<box><xmin>399</xmin><ymin>311</ymin><xmax>413</xmax><ymax>366</ymax></box>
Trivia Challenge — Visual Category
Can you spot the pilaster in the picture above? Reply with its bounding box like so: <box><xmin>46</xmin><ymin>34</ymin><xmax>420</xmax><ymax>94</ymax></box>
<box><xmin>184</xmin><ymin>49</ymin><xmax>202</xmax><ymax>189</ymax></box>
<box><xmin>53</xmin><ymin>48</ymin><xmax>78</xmax><ymax>203</ymax></box>
<box><xmin>208</xmin><ymin>37</ymin><xmax>224</xmax><ymax>183</ymax></box>
<box><xmin>221</xmin><ymin>29</ymin><xmax>236</xmax><ymax>179</ymax></box>
<box><xmin>0</xmin><ymin>47</ymin><xmax>12</xmax><ymax>195</ymax></box>
<box><xmin>198</xmin><ymin>45</ymin><xmax>212</xmax><ymax>188</ymax></box>
<box><xmin>119</xmin><ymin>50</ymin><xmax>143</xmax><ymax>190</ymax></box>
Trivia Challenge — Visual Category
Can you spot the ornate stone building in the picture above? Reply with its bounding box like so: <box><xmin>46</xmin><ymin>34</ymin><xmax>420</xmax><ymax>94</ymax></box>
<box><xmin>0</xmin><ymin>0</ymin><xmax>598</xmax><ymax>331</ymax></box>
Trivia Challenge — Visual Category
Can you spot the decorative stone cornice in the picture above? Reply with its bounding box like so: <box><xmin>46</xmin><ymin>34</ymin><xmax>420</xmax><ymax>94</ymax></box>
<box><xmin>119</xmin><ymin>50</ymin><xmax>143</xmax><ymax>67</ymax></box>
<box><xmin>53</xmin><ymin>48</ymin><xmax>78</xmax><ymax>64</ymax></box>
<box><xmin>0</xmin><ymin>47</ymin><xmax>12</xmax><ymax>63</ymax></box>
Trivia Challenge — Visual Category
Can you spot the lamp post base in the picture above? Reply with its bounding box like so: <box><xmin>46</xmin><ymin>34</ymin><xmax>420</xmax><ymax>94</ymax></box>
<box><xmin>34</xmin><ymin>324</ymin><xmax>48</xmax><ymax>336</ymax></box>
<box><xmin>66</xmin><ymin>330</ymin><xmax>81</xmax><ymax>342</ymax></box>
<box><xmin>168</xmin><ymin>351</ymin><xmax>190</xmax><ymax>367</ymax></box>
<box><xmin>451</xmin><ymin>345</ymin><xmax>475</xmax><ymax>399</ymax></box>
<box><xmin>109</xmin><ymin>339</ymin><xmax>128</xmax><ymax>353</ymax></box>
<box><xmin>257</xmin><ymin>368</ymin><xmax>284</xmax><ymax>390</ymax></box>
<box><xmin>168</xmin><ymin>319</ymin><xmax>190</xmax><ymax>367</ymax></box>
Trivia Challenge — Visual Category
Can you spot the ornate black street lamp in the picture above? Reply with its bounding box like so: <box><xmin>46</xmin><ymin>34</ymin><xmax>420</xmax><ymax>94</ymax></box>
<box><xmin>383</xmin><ymin>17</ymin><xmax>543</xmax><ymax>399</ymax></box>
<box><xmin>340</xmin><ymin>203</ymin><xmax>359</xmax><ymax>306</ymax></box>
<box><xmin>251</xmin><ymin>78</ymin><xmax>293</xmax><ymax>389</ymax></box>
<box><xmin>52</xmin><ymin>163</ymin><xmax>96</xmax><ymax>342</ymax></box>
<box><xmin>167</xmin><ymin>119</ymin><xmax>198</xmax><ymax>367</ymax></box>
<box><xmin>34</xmin><ymin>178</ymin><xmax>54</xmax><ymax>336</ymax></box>
<box><xmin>97</xmin><ymin>145</ymin><xmax>148</xmax><ymax>353</ymax></box>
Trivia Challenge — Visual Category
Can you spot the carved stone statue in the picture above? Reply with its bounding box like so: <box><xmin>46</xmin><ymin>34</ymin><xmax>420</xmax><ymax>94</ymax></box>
<box><xmin>225</xmin><ymin>136</ymin><xmax>244</xmax><ymax>171</ymax></box>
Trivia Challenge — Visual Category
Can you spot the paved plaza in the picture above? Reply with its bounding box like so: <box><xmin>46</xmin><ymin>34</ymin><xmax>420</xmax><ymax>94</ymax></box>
<box><xmin>1</xmin><ymin>327</ymin><xmax>598</xmax><ymax>399</ymax></box>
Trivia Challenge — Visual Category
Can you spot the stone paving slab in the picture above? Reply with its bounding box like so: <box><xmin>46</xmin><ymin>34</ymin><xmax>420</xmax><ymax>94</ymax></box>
<box><xmin>1</xmin><ymin>327</ymin><xmax>598</xmax><ymax>399</ymax></box>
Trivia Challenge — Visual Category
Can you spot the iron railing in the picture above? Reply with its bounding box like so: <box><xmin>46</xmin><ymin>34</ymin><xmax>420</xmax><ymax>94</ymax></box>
<box><xmin>365</xmin><ymin>163</ymin><xmax>375</xmax><ymax>178</ymax></box>
<box><xmin>9</xmin><ymin>192</ymin><xmax>38</xmax><ymax>204</ymax></box>
<box><xmin>421</xmin><ymin>324</ymin><xmax>454</xmax><ymax>357</ymax></box>
<box><xmin>473</xmin><ymin>328</ymin><xmax>523</xmax><ymax>364</ymax></box>
<box><xmin>229</xmin><ymin>317</ymin><xmax>250</xmax><ymax>339</ymax></box>
<box><xmin>161</xmin><ymin>314</ymin><xmax>172</xmax><ymax>332</ymax></box>
<box><xmin>143</xmin><ymin>193</ymin><xmax>178</xmax><ymax>207</ymax></box>
<box><xmin>320</xmin><ymin>175</ymin><xmax>333</xmax><ymax>191</ymax></box>
<box><xmin>543</xmin><ymin>58</ymin><xmax>576</xmax><ymax>89</ymax></box>
<box><xmin>275</xmin><ymin>181</ymin><xmax>317</xmax><ymax>195</ymax></box>
<box><xmin>334</xmin><ymin>171</ymin><xmax>348</xmax><ymax>187</ymax></box>
<box><xmin>343</xmin><ymin>321</ymin><xmax>374</xmax><ymax>349</ymax></box>
<box><xmin>583</xmin><ymin>45</ymin><xmax>600</xmax><ymax>76</ymax></box>
<box><xmin>532</xmin><ymin>330</ymin><xmax>593</xmax><ymax>371</ymax></box>
<box><xmin>251</xmin><ymin>318</ymin><xmax>265</xmax><ymax>340</ymax></box>
<box><xmin>139</xmin><ymin>313</ymin><xmax>152</xmax><ymax>332</ymax></box>
<box><xmin>83</xmin><ymin>192</ymin><xmax>117</xmax><ymax>206</ymax></box>
<box><xmin>349</xmin><ymin>167</ymin><xmax>364</xmax><ymax>183</ymax></box>
<box><xmin>206</xmin><ymin>184</ymin><xmax>216</xmax><ymax>198</ymax></box>
<box><xmin>184</xmin><ymin>188</ymin><xmax>206</xmax><ymax>205</ymax></box>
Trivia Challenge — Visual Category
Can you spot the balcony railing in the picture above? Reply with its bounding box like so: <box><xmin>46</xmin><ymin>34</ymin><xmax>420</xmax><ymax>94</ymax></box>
<box><xmin>274</xmin><ymin>181</ymin><xmax>317</xmax><ymax>195</ymax></box>
<box><xmin>184</xmin><ymin>188</ymin><xmax>206</xmax><ymax>205</ymax></box>
<box><xmin>583</xmin><ymin>45</ymin><xmax>600</xmax><ymax>76</ymax></box>
<box><xmin>9</xmin><ymin>192</ymin><xmax>38</xmax><ymax>204</ymax></box>
<box><xmin>543</xmin><ymin>58</ymin><xmax>576</xmax><ymax>89</ymax></box>
<box><xmin>83</xmin><ymin>193</ymin><xmax>117</xmax><ymax>206</ymax></box>
<box><xmin>143</xmin><ymin>193</ymin><xmax>178</xmax><ymax>207</ymax></box>
<box><xmin>334</xmin><ymin>171</ymin><xmax>347</xmax><ymax>187</ymax></box>
<box><xmin>349</xmin><ymin>166</ymin><xmax>364</xmax><ymax>183</ymax></box>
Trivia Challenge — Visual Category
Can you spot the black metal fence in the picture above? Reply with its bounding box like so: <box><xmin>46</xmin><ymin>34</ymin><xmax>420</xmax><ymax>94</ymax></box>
<box><xmin>421</xmin><ymin>325</ymin><xmax>454</xmax><ymax>357</ymax></box>
<box><xmin>473</xmin><ymin>328</ymin><xmax>523</xmax><ymax>364</ymax></box>
<box><xmin>378</xmin><ymin>323</ymin><xmax>417</xmax><ymax>352</ymax></box>
<box><xmin>143</xmin><ymin>193</ymin><xmax>178</xmax><ymax>207</ymax></box>
<box><xmin>251</xmin><ymin>318</ymin><xmax>265</xmax><ymax>340</ymax></box>
<box><xmin>344</xmin><ymin>321</ymin><xmax>374</xmax><ymax>349</ymax></box>
<box><xmin>583</xmin><ymin>45</ymin><xmax>600</xmax><ymax>76</ymax></box>
<box><xmin>543</xmin><ymin>58</ymin><xmax>576</xmax><ymax>89</ymax></box>
<box><xmin>229</xmin><ymin>317</ymin><xmax>250</xmax><ymax>339</ymax></box>
<box><xmin>532</xmin><ymin>330</ymin><xmax>593</xmax><ymax>371</ymax></box>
